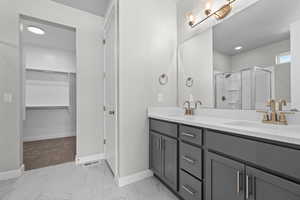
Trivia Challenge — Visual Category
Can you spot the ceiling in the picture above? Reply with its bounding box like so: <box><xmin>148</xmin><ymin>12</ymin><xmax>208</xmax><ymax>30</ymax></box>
<box><xmin>21</xmin><ymin>17</ymin><xmax>76</xmax><ymax>52</ymax></box>
<box><xmin>51</xmin><ymin>0</ymin><xmax>110</xmax><ymax>17</ymax></box>
<box><xmin>214</xmin><ymin>0</ymin><xmax>300</xmax><ymax>56</ymax></box>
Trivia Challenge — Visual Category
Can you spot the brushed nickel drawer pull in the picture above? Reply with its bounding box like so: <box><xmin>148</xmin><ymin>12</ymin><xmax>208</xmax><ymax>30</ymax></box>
<box><xmin>182</xmin><ymin>156</ymin><xmax>196</xmax><ymax>164</ymax></box>
<box><xmin>237</xmin><ymin>171</ymin><xmax>240</xmax><ymax>195</ymax></box>
<box><xmin>181</xmin><ymin>132</ymin><xmax>196</xmax><ymax>138</ymax></box>
<box><xmin>246</xmin><ymin>175</ymin><xmax>250</xmax><ymax>199</ymax></box>
<box><xmin>182</xmin><ymin>185</ymin><xmax>196</xmax><ymax>196</ymax></box>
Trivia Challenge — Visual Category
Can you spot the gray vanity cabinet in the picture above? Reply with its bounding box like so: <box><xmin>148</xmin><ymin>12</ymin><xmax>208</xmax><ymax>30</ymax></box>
<box><xmin>162</xmin><ymin>136</ymin><xmax>178</xmax><ymax>190</ymax></box>
<box><xmin>245</xmin><ymin>166</ymin><xmax>300</xmax><ymax>200</ymax></box>
<box><xmin>149</xmin><ymin>119</ymin><xmax>178</xmax><ymax>191</ymax></box>
<box><xmin>150</xmin><ymin>132</ymin><xmax>163</xmax><ymax>176</ymax></box>
<box><xmin>150</xmin><ymin>118</ymin><xmax>300</xmax><ymax>200</ymax></box>
<box><xmin>206</xmin><ymin>131</ymin><xmax>300</xmax><ymax>200</ymax></box>
<box><xmin>149</xmin><ymin>133</ymin><xmax>178</xmax><ymax>191</ymax></box>
<box><xmin>206</xmin><ymin>152</ymin><xmax>244</xmax><ymax>200</ymax></box>
<box><xmin>206</xmin><ymin>153</ymin><xmax>300</xmax><ymax>200</ymax></box>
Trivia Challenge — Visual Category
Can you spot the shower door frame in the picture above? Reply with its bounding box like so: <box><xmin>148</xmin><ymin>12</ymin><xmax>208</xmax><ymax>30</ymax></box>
<box><xmin>214</xmin><ymin>67</ymin><xmax>272</xmax><ymax>110</ymax></box>
<box><xmin>240</xmin><ymin>66</ymin><xmax>273</xmax><ymax>110</ymax></box>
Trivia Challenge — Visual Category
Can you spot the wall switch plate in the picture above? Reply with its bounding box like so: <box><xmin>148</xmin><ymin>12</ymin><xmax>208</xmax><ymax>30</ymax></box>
<box><xmin>158</xmin><ymin>93</ymin><xmax>164</xmax><ymax>102</ymax></box>
<box><xmin>3</xmin><ymin>93</ymin><xmax>13</xmax><ymax>103</ymax></box>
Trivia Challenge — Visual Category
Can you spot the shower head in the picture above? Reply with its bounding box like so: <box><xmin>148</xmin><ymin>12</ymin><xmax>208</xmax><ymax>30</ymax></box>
<box><xmin>224</xmin><ymin>73</ymin><xmax>232</xmax><ymax>78</ymax></box>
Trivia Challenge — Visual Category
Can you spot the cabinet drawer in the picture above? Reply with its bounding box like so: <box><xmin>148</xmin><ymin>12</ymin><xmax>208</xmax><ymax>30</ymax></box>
<box><xmin>180</xmin><ymin>170</ymin><xmax>202</xmax><ymax>200</ymax></box>
<box><xmin>180</xmin><ymin>142</ymin><xmax>202</xmax><ymax>179</ymax></box>
<box><xmin>206</xmin><ymin>130</ymin><xmax>300</xmax><ymax>181</ymax></box>
<box><xmin>180</xmin><ymin>125</ymin><xmax>203</xmax><ymax>146</ymax></box>
<box><xmin>150</xmin><ymin>119</ymin><xmax>178</xmax><ymax>138</ymax></box>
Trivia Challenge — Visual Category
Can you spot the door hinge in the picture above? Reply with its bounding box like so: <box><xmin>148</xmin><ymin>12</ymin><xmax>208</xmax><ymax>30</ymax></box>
<box><xmin>104</xmin><ymin>139</ymin><xmax>106</xmax><ymax>144</ymax></box>
<box><xmin>103</xmin><ymin>72</ymin><xmax>106</xmax><ymax>79</ymax></box>
<box><xmin>102</xmin><ymin>39</ymin><xmax>106</xmax><ymax>45</ymax></box>
<box><xmin>103</xmin><ymin>106</ymin><xmax>106</xmax><ymax>111</ymax></box>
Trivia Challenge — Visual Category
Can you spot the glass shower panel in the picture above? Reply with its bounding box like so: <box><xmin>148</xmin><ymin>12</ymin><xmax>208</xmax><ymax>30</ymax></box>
<box><xmin>215</xmin><ymin>72</ymin><xmax>241</xmax><ymax>109</ymax></box>
<box><xmin>215</xmin><ymin>73</ymin><xmax>227</xmax><ymax>109</ymax></box>
<box><xmin>241</xmin><ymin>70</ymin><xmax>252</xmax><ymax>110</ymax></box>
<box><xmin>227</xmin><ymin>72</ymin><xmax>241</xmax><ymax>109</ymax></box>
<box><xmin>255</xmin><ymin>69</ymin><xmax>271</xmax><ymax>110</ymax></box>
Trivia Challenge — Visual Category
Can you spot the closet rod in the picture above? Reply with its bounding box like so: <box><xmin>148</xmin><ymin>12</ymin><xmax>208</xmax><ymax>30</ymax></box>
<box><xmin>26</xmin><ymin>68</ymin><xmax>76</xmax><ymax>75</ymax></box>
<box><xmin>26</xmin><ymin>106</ymin><xmax>70</xmax><ymax>110</ymax></box>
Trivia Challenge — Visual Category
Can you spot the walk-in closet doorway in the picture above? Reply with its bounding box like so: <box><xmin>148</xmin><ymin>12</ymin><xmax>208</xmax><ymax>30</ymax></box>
<box><xmin>20</xmin><ymin>16</ymin><xmax>77</xmax><ymax>171</ymax></box>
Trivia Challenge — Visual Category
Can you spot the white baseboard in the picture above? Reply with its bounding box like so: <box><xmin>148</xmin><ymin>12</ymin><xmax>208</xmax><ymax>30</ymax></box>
<box><xmin>23</xmin><ymin>132</ymin><xmax>76</xmax><ymax>142</ymax></box>
<box><xmin>0</xmin><ymin>164</ymin><xmax>24</xmax><ymax>181</ymax></box>
<box><xmin>75</xmin><ymin>153</ymin><xmax>106</xmax><ymax>165</ymax></box>
<box><xmin>118</xmin><ymin>169</ymin><xmax>153</xmax><ymax>187</ymax></box>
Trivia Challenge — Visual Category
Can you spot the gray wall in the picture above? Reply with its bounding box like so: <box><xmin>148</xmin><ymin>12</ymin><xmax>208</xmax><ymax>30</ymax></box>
<box><xmin>118</xmin><ymin>0</ymin><xmax>178</xmax><ymax>177</ymax></box>
<box><xmin>213</xmin><ymin>50</ymin><xmax>232</xmax><ymax>72</ymax></box>
<box><xmin>291</xmin><ymin>20</ymin><xmax>300</xmax><ymax>109</ymax></box>
<box><xmin>179</xmin><ymin>28</ymin><xmax>214</xmax><ymax>107</ymax></box>
<box><xmin>214</xmin><ymin>39</ymin><xmax>291</xmax><ymax>102</ymax></box>
<box><xmin>0</xmin><ymin>0</ymin><xmax>104</xmax><ymax>173</ymax></box>
<box><xmin>231</xmin><ymin>39</ymin><xmax>290</xmax><ymax>71</ymax></box>
<box><xmin>274</xmin><ymin>63</ymin><xmax>291</xmax><ymax>102</ymax></box>
<box><xmin>24</xmin><ymin>72</ymin><xmax>76</xmax><ymax>141</ymax></box>
<box><xmin>0</xmin><ymin>42</ymin><xmax>21</xmax><ymax>172</ymax></box>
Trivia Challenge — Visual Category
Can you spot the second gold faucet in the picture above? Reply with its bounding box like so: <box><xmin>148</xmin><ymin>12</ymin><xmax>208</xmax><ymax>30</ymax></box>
<box><xmin>183</xmin><ymin>100</ymin><xmax>202</xmax><ymax>115</ymax></box>
<box><xmin>257</xmin><ymin>99</ymin><xmax>294</xmax><ymax>125</ymax></box>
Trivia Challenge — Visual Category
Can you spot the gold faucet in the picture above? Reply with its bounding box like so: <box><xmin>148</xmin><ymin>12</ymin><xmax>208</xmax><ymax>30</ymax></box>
<box><xmin>267</xmin><ymin>99</ymin><xmax>277</xmax><ymax>122</ymax></box>
<box><xmin>257</xmin><ymin>99</ymin><xmax>294</xmax><ymax>125</ymax></box>
<box><xmin>183</xmin><ymin>100</ymin><xmax>202</xmax><ymax>115</ymax></box>
<box><xmin>278</xmin><ymin>99</ymin><xmax>287</xmax><ymax>111</ymax></box>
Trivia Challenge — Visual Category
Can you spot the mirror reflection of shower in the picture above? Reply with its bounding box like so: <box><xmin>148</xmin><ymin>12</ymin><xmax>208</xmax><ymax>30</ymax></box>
<box><xmin>215</xmin><ymin>67</ymin><xmax>272</xmax><ymax>110</ymax></box>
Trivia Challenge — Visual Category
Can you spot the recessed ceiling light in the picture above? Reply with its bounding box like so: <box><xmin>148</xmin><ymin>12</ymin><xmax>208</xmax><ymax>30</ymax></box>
<box><xmin>27</xmin><ymin>26</ymin><xmax>45</xmax><ymax>35</ymax></box>
<box><xmin>235</xmin><ymin>46</ymin><xmax>243</xmax><ymax>51</ymax></box>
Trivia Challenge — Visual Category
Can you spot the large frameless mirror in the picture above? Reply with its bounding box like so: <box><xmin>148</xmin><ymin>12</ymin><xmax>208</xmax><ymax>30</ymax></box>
<box><xmin>178</xmin><ymin>0</ymin><xmax>300</xmax><ymax>110</ymax></box>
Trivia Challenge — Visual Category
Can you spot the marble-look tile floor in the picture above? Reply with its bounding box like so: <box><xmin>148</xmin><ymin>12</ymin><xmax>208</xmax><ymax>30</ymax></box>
<box><xmin>0</xmin><ymin>162</ymin><xmax>178</xmax><ymax>200</ymax></box>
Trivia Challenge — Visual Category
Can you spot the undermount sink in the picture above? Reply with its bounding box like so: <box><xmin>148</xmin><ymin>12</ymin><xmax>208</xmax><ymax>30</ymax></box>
<box><xmin>224</xmin><ymin>121</ymin><xmax>300</xmax><ymax>133</ymax></box>
<box><xmin>224</xmin><ymin>121</ymin><xmax>273</xmax><ymax>128</ymax></box>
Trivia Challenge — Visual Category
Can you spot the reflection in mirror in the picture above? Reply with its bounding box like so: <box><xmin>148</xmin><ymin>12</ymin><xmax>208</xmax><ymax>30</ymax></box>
<box><xmin>178</xmin><ymin>29</ymin><xmax>214</xmax><ymax>108</ymax></box>
<box><xmin>178</xmin><ymin>0</ymin><xmax>300</xmax><ymax>110</ymax></box>
<box><xmin>212</xmin><ymin>0</ymin><xmax>300</xmax><ymax>110</ymax></box>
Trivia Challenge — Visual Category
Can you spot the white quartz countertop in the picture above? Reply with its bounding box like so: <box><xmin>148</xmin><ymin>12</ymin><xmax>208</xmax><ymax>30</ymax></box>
<box><xmin>148</xmin><ymin>107</ymin><xmax>300</xmax><ymax>146</ymax></box>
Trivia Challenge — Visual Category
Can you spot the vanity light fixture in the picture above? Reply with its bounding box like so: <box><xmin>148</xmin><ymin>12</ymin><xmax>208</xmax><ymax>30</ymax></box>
<box><xmin>27</xmin><ymin>26</ymin><xmax>45</xmax><ymax>35</ymax></box>
<box><xmin>235</xmin><ymin>46</ymin><xmax>243</xmax><ymax>50</ymax></box>
<box><xmin>187</xmin><ymin>0</ymin><xmax>237</xmax><ymax>28</ymax></box>
<box><xmin>187</xmin><ymin>12</ymin><xmax>196</xmax><ymax>26</ymax></box>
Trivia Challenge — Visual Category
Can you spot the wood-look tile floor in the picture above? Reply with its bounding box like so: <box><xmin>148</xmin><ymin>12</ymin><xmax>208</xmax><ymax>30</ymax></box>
<box><xmin>23</xmin><ymin>136</ymin><xmax>76</xmax><ymax>171</ymax></box>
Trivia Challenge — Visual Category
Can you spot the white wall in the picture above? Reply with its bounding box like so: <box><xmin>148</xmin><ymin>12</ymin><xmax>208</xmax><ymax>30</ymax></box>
<box><xmin>231</xmin><ymin>39</ymin><xmax>290</xmax><ymax>71</ymax></box>
<box><xmin>179</xmin><ymin>28</ymin><xmax>214</xmax><ymax>107</ymax></box>
<box><xmin>291</xmin><ymin>20</ymin><xmax>300</xmax><ymax>109</ymax></box>
<box><xmin>118</xmin><ymin>0</ymin><xmax>177</xmax><ymax>177</ymax></box>
<box><xmin>0</xmin><ymin>0</ymin><xmax>104</xmax><ymax>173</ymax></box>
<box><xmin>24</xmin><ymin>45</ymin><xmax>76</xmax><ymax>73</ymax></box>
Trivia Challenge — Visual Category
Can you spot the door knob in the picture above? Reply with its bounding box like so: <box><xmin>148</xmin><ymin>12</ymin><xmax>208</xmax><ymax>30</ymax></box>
<box><xmin>109</xmin><ymin>110</ymin><xmax>115</xmax><ymax>115</ymax></box>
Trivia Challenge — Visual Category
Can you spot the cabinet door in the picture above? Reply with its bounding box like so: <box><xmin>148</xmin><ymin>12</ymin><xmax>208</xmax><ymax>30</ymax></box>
<box><xmin>246</xmin><ymin>166</ymin><xmax>300</xmax><ymax>200</ymax></box>
<box><xmin>162</xmin><ymin>136</ymin><xmax>178</xmax><ymax>191</ymax></box>
<box><xmin>206</xmin><ymin>152</ymin><xmax>244</xmax><ymax>200</ymax></box>
<box><xmin>150</xmin><ymin>132</ymin><xmax>162</xmax><ymax>176</ymax></box>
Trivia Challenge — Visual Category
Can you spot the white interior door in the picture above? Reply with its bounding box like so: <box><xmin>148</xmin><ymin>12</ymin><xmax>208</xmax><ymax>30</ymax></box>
<box><xmin>104</xmin><ymin>4</ymin><xmax>117</xmax><ymax>176</ymax></box>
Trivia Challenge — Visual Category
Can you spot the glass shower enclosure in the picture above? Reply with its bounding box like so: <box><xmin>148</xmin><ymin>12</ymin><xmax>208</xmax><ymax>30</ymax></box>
<box><xmin>215</xmin><ymin>67</ymin><xmax>272</xmax><ymax>110</ymax></box>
